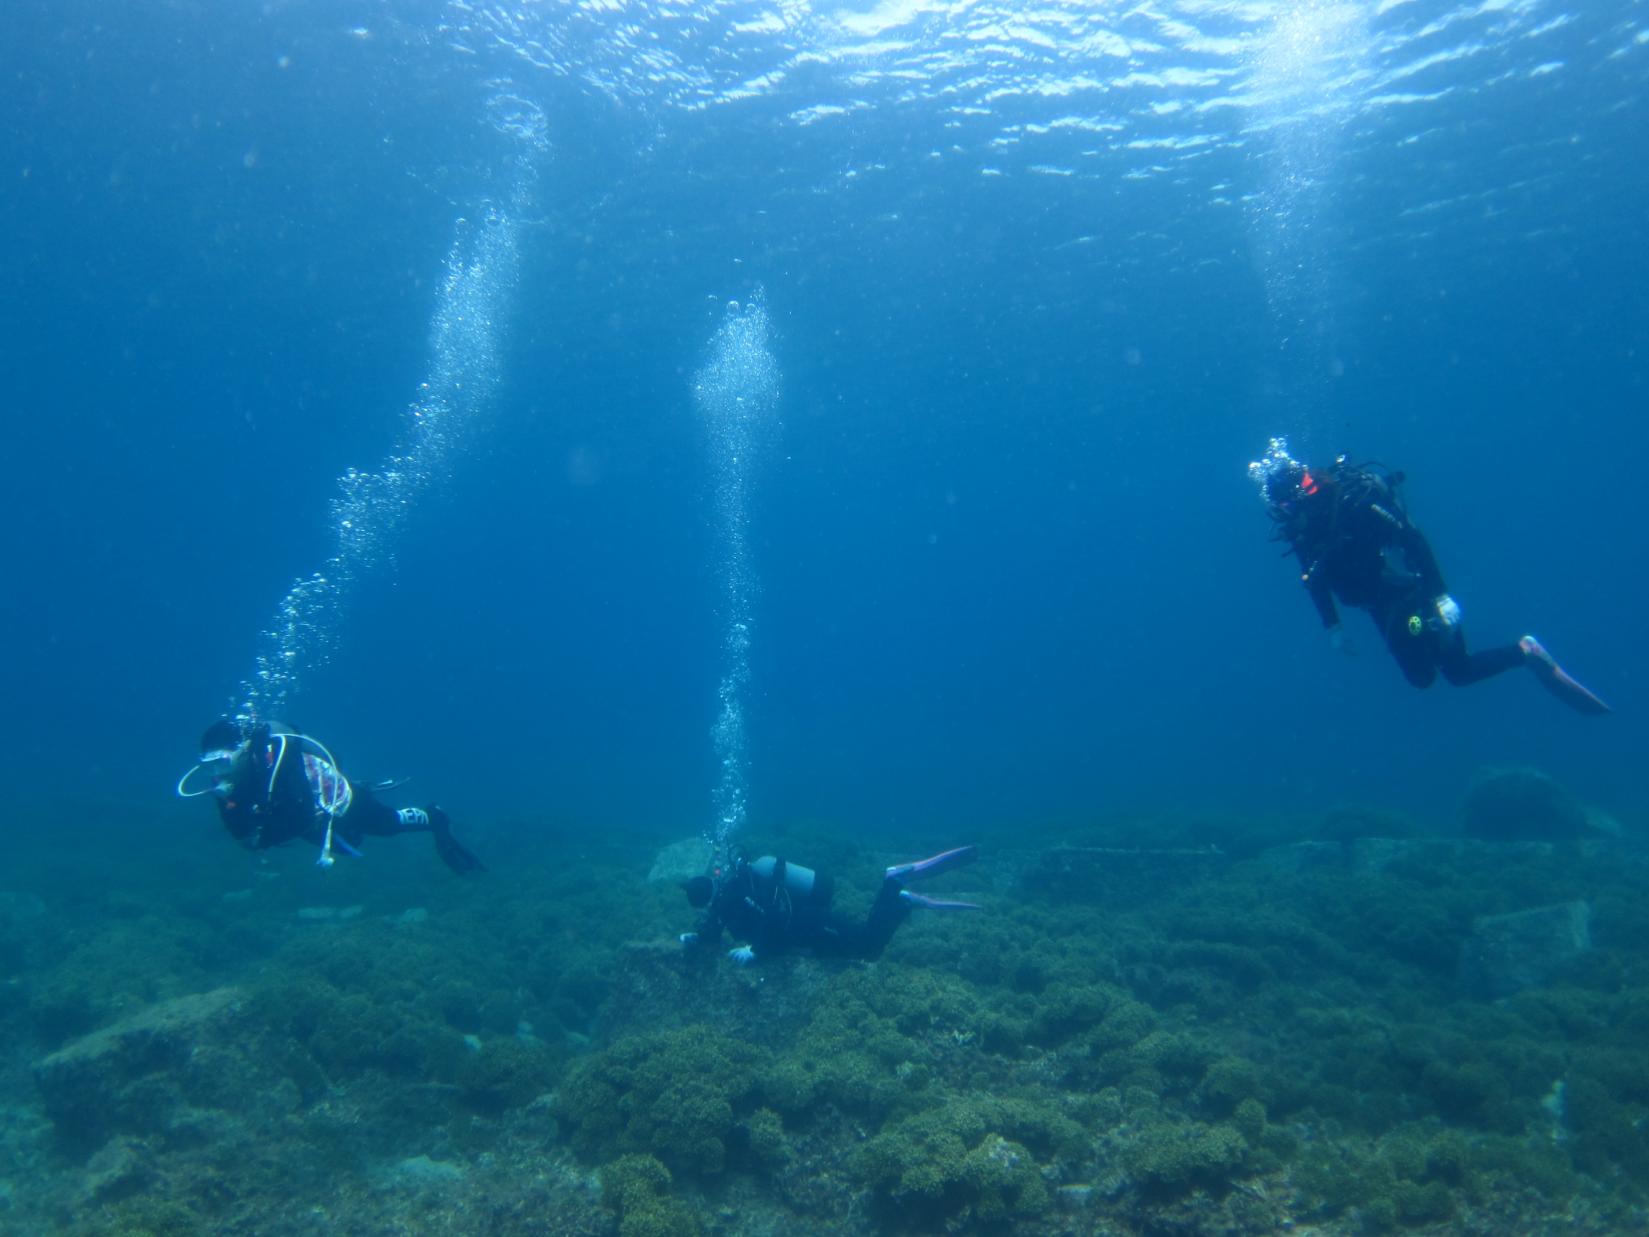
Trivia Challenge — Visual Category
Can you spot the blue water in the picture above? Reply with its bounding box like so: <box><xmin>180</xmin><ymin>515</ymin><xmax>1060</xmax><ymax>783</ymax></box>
<box><xmin>3</xmin><ymin>0</ymin><xmax>1646</xmax><ymax>846</ymax></box>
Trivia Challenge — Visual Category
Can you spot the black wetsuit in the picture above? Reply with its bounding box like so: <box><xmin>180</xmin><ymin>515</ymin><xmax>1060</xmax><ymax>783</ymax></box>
<box><xmin>688</xmin><ymin>856</ymin><xmax>910</xmax><ymax>962</ymax></box>
<box><xmin>1281</xmin><ymin>464</ymin><xmax>1523</xmax><ymax>689</ymax></box>
<box><xmin>212</xmin><ymin>725</ymin><xmax>481</xmax><ymax>872</ymax></box>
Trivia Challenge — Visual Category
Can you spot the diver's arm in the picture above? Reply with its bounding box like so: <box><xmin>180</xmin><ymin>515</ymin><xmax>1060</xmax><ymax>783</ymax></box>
<box><xmin>216</xmin><ymin>793</ymin><xmax>259</xmax><ymax>842</ymax></box>
<box><xmin>684</xmin><ymin>878</ymin><xmax>747</xmax><ymax>947</ymax></box>
<box><xmin>1297</xmin><ymin>550</ymin><xmax>1340</xmax><ymax>629</ymax></box>
<box><xmin>715</xmin><ymin>890</ymin><xmax>782</xmax><ymax>960</ymax></box>
<box><xmin>215</xmin><ymin>734</ymin><xmax>275</xmax><ymax>842</ymax></box>
<box><xmin>749</xmin><ymin>909</ymin><xmax>791</xmax><ymax>960</ymax></box>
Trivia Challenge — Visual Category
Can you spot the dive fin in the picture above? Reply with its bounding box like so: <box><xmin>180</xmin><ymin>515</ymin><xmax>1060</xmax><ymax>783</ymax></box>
<box><xmin>886</xmin><ymin>845</ymin><xmax>979</xmax><ymax>883</ymax></box>
<box><xmin>898</xmin><ymin>890</ymin><xmax>982</xmax><ymax>911</ymax></box>
<box><xmin>1520</xmin><ymin>637</ymin><xmax>1611</xmax><ymax>716</ymax></box>
<box><xmin>428</xmin><ymin>806</ymin><xmax>485</xmax><ymax>875</ymax></box>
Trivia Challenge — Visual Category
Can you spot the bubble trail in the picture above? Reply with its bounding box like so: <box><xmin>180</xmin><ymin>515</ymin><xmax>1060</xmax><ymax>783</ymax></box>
<box><xmin>1243</xmin><ymin>0</ymin><xmax>1371</xmax><ymax>434</ymax></box>
<box><xmin>234</xmin><ymin>110</ymin><xmax>544</xmax><ymax>723</ymax></box>
<box><xmin>692</xmin><ymin>297</ymin><xmax>781</xmax><ymax>861</ymax></box>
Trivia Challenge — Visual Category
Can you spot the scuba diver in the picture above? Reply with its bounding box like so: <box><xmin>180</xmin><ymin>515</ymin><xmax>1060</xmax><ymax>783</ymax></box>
<box><xmin>680</xmin><ymin>846</ymin><xmax>981</xmax><ymax>965</ymax></box>
<box><xmin>178</xmin><ymin>718</ymin><xmax>485</xmax><ymax>873</ymax></box>
<box><xmin>1248</xmin><ymin>437</ymin><xmax>1609</xmax><ymax>715</ymax></box>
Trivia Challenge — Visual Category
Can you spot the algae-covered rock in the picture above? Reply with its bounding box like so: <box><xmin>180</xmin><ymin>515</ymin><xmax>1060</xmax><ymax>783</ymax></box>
<box><xmin>1035</xmin><ymin>845</ymin><xmax>1228</xmax><ymax>905</ymax></box>
<box><xmin>78</xmin><ymin>1133</ymin><xmax>151</xmax><ymax>1204</ymax></box>
<box><xmin>1459</xmin><ymin>901</ymin><xmax>1591</xmax><ymax>998</ymax></box>
<box><xmin>647</xmin><ymin>837</ymin><xmax>714</xmax><ymax>885</ymax></box>
<box><xmin>601</xmin><ymin>1153</ymin><xmax>701</xmax><ymax>1237</ymax></box>
<box><xmin>453</xmin><ymin>1034</ymin><xmax>564</xmax><ymax>1115</ymax></box>
<box><xmin>1027</xmin><ymin>981</ymin><xmax>1125</xmax><ymax>1045</ymax></box>
<box><xmin>1200</xmin><ymin>1055</ymin><xmax>1266</xmax><ymax>1115</ymax></box>
<box><xmin>1347</xmin><ymin>836</ymin><xmax>1468</xmax><ymax>877</ymax></box>
<box><xmin>854</xmin><ymin>1094</ymin><xmax>1079</xmax><ymax>1223</ymax></box>
<box><xmin>603</xmin><ymin>938</ymin><xmax>838</xmax><ymax>1049</ymax></box>
<box><xmin>1461</xmin><ymin>768</ymin><xmax>1596</xmax><ymax>842</ymax></box>
<box><xmin>1233</xmin><ymin>1097</ymin><xmax>1267</xmax><ymax>1145</ymax></box>
<box><xmin>778</xmin><ymin>977</ymin><xmax>917</xmax><ymax>1115</ymax></box>
<box><xmin>1124</xmin><ymin>1118</ymin><xmax>1247</xmax><ymax>1193</ymax></box>
<box><xmin>1318</xmin><ymin>804</ymin><xmax>1421</xmax><ymax>844</ymax></box>
<box><xmin>1252</xmin><ymin>840</ymin><xmax>1345</xmax><ymax>875</ymax></box>
<box><xmin>960</xmin><ymin>1134</ymin><xmax>1051</xmax><ymax>1220</ymax></box>
<box><xmin>32</xmin><ymin>986</ymin><xmax>281</xmax><ymax>1150</ymax></box>
<box><xmin>382</xmin><ymin>1154</ymin><xmax>466</xmax><ymax>1190</ymax></box>
<box><xmin>556</xmin><ymin>1026</ymin><xmax>766</xmax><ymax>1173</ymax></box>
<box><xmin>742</xmin><ymin>1106</ymin><xmax>790</xmax><ymax>1167</ymax></box>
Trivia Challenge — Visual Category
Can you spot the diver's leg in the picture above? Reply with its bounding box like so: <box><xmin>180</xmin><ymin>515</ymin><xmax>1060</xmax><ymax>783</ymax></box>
<box><xmin>815</xmin><ymin>880</ymin><xmax>910</xmax><ymax>960</ymax></box>
<box><xmin>333</xmin><ymin>796</ymin><xmax>480</xmax><ymax>871</ymax></box>
<box><xmin>814</xmin><ymin>875</ymin><xmax>979</xmax><ymax>959</ymax></box>
<box><xmin>340</xmin><ymin>793</ymin><xmax>405</xmax><ymax>839</ymax></box>
<box><xmin>1375</xmin><ymin>602</ymin><xmax>1438</xmax><ymax>688</ymax></box>
<box><xmin>1437</xmin><ymin>633</ymin><xmax>1525</xmax><ymax>687</ymax></box>
<box><xmin>859</xmin><ymin>879</ymin><xmax>913</xmax><ymax>957</ymax></box>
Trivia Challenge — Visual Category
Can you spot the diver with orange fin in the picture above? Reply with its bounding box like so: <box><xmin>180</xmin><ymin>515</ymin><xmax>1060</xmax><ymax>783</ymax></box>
<box><xmin>1249</xmin><ymin>438</ymin><xmax>1609</xmax><ymax>716</ymax></box>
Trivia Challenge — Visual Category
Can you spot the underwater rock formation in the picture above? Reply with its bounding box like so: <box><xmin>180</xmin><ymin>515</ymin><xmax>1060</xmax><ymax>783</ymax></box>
<box><xmin>1460</xmin><ymin>767</ymin><xmax>1598</xmax><ymax>842</ymax></box>
<box><xmin>32</xmin><ymin>987</ymin><xmax>290</xmax><ymax>1153</ymax></box>
<box><xmin>647</xmin><ymin>836</ymin><xmax>715</xmax><ymax>885</ymax></box>
<box><xmin>1459</xmin><ymin>901</ymin><xmax>1593</xmax><ymax>998</ymax></box>
<box><xmin>1252</xmin><ymin>840</ymin><xmax>1344</xmax><ymax>874</ymax></box>
<box><xmin>11</xmin><ymin>820</ymin><xmax>1649</xmax><ymax>1234</ymax></box>
<box><xmin>1033</xmin><ymin>844</ymin><xmax>1228</xmax><ymax>905</ymax></box>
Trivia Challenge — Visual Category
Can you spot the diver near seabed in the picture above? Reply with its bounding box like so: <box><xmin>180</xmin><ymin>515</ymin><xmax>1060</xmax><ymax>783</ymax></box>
<box><xmin>680</xmin><ymin>846</ymin><xmax>982</xmax><ymax>965</ymax></box>
<box><xmin>1249</xmin><ymin>438</ymin><xmax>1609</xmax><ymax>715</ymax></box>
<box><xmin>178</xmin><ymin>718</ymin><xmax>485</xmax><ymax>873</ymax></box>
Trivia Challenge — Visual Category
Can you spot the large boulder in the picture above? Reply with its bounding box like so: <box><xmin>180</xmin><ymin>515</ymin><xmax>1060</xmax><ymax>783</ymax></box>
<box><xmin>647</xmin><ymin>836</ymin><xmax>714</xmax><ymax>885</ymax></box>
<box><xmin>1458</xmin><ymin>901</ymin><xmax>1592</xmax><ymax>999</ymax></box>
<box><xmin>33</xmin><ymin>986</ymin><xmax>298</xmax><ymax>1152</ymax></box>
<box><xmin>1460</xmin><ymin>768</ymin><xmax>1599</xmax><ymax>842</ymax></box>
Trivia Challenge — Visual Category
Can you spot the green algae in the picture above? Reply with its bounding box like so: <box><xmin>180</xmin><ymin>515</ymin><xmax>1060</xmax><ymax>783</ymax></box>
<box><xmin>557</xmin><ymin>1026</ymin><xmax>767</xmax><ymax>1172</ymax></box>
<box><xmin>854</xmin><ymin>1097</ymin><xmax>1061</xmax><ymax>1222</ymax></box>
<box><xmin>601</xmin><ymin>1154</ymin><xmax>701</xmax><ymax>1237</ymax></box>
<box><xmin>9</xmin><ymin>808</ymin><xmax>1649</xmax><ymax>1234</ymax></box>
<box><xmin>1123</xmin><ymin>1117</ymin><xmax>1246</xmax><ymax>1193</ymax></box>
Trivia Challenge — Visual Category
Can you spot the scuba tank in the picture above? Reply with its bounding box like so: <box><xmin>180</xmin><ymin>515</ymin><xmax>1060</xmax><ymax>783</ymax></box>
<box><xmin>745</xmin><ymin>855</ymin><xmax>837</xmax><ymax>923</ymax></box>
<box><xmin>749</xmin><ymin>855</ymin><xmax>817</xmax><ymax>899</ymax></box>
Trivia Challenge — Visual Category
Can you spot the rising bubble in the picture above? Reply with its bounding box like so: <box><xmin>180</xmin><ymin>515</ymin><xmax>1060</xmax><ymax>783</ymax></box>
<box><xmin>234</xmin><ymin>99</ymin><xmax>545</xmax><ymax>723</ymax></box>
<box><xmin>692</xmin><ymin>295</ymin><xmax>780</xmax><ymax>861</ymax></box>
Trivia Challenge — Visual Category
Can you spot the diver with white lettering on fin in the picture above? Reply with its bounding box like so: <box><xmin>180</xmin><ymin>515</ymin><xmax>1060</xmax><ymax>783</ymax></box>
<box><xmin>178</xmin><ymin>718</ymin><xmax>484</xmax><ymax>873</ymax></box>
<box><xmin>1249</xmin><ymin>437</ymin><xmax>1609</xmax><ymax>715</ymax></box>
